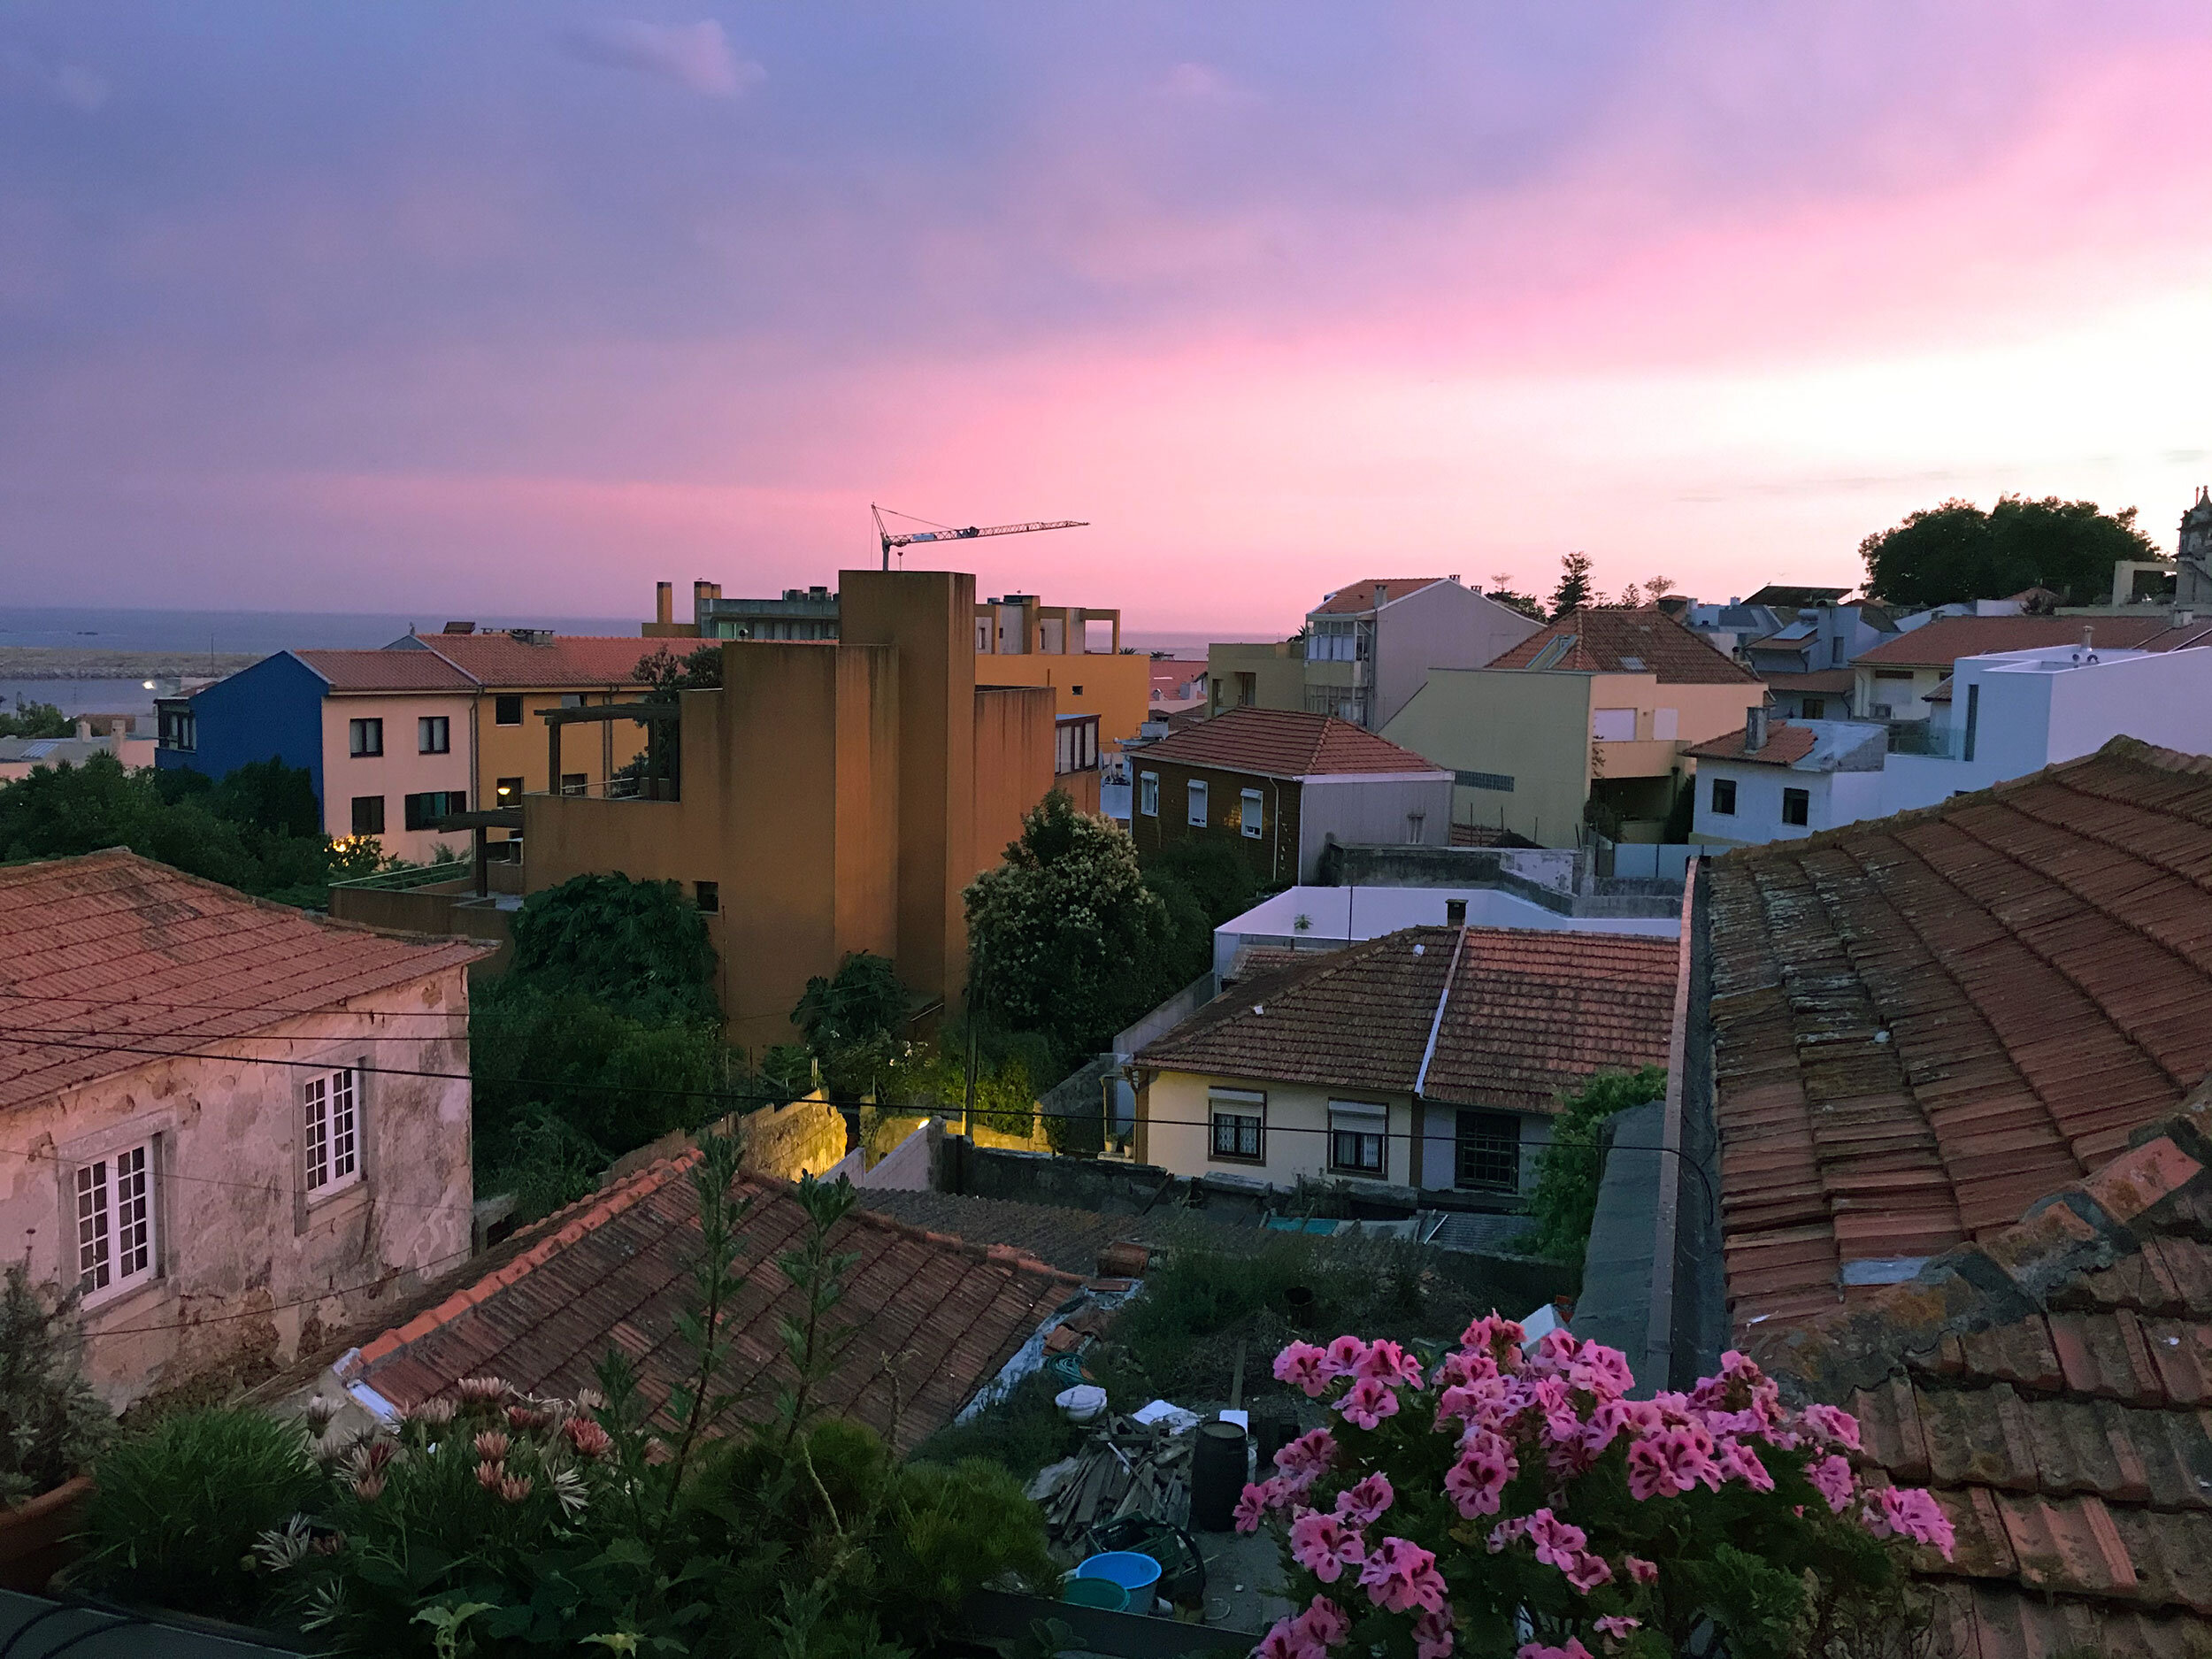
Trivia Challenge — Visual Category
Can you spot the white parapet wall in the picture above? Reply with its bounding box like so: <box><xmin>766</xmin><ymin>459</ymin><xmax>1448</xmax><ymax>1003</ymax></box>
<box><xmin>1213</xmin><ymin>883</ymin><xmax>1679</xmax><ymax>978</ymax></box>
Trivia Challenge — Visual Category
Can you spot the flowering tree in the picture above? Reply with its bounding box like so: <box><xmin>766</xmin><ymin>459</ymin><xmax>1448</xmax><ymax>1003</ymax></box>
<box><xmin>1240</xmin><ymin>1320</ymin><xmax>1953</xmax><ymax>1659</ymax></box>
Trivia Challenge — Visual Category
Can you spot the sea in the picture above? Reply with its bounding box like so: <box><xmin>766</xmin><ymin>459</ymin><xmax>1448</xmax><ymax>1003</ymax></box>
<box><xmin>0</xmin><ymin>605</ymin><xmax>1225</xmax><ymax>718</ymax></box>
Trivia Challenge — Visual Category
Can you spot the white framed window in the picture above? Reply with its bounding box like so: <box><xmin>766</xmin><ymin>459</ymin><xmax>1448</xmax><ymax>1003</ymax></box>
<box><xmin>1240</xmin><ymin>787</ymin><xmax>1263</xmax><ymax>838</ymax></box>
<box><xmin>1328</xmin><ymin>1101</ymin><xmax>1388</xmax><ymax>1177</ymax></box>
<box><xmin>1139</xmin><ymin>772</ymin><xmax>1159</xmax><ymax>816</ymax></box>
<box><xmin>303</xmin><ymin>1067</ymin><xmax>361</xmax><ymax>1196</ymax></box>
<box><xmin>77</xmin><ymin>1142</ymin><xmax>155</xmax><ymax>1299</ymax></box>
<box><xmin>349</xmin><ymin>718</ymin><xmax>383</xmax><ymax>757</ymax></box>
<box><xmin>1187</xmin><ymin>779</ymin><xmax>1209</xmax><ymax>826</ymax></box>
<box><xmin>1209</xmin><ymin>1090</ymin><xmax>1264</xmax><ymax>1163</ymax></box>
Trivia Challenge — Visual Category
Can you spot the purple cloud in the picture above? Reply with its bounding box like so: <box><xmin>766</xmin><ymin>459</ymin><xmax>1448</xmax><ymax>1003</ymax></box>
<box><xmin>562</xmin><ymin>19</ymin><xmax>761</xmax><ymax>97</ymax></box>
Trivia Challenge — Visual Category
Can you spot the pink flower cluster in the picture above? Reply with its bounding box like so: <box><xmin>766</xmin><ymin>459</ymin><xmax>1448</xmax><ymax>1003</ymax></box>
<box><xmin>1248</xmin><ymin>1320</ymin><xmax>1955</xmax><ymax>1659</ymax></box>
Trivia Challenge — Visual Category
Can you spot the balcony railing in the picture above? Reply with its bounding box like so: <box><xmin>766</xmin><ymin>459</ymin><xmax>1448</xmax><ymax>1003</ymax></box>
<box><xmin>1886</xmin><ymin>721</ymin><xmax>1964</xmax><ymax>759</ymax></box>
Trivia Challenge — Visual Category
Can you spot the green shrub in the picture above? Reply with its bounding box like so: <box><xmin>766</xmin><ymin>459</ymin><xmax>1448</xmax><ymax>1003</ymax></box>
<box><xmin>1517</xmin><ymin>1065</ymin><xmax>1670</xmax><ymax>1263</ymax></box>
<box><xmin>0</xmin><ymin>1263</ymin><xmax>111</xmax><ymax>1505</ymax></box>
<box><xmin>506</xmin><ymin>872</ymin><xmax>719</xmax><ymax>1022</ymax></box>
<box><xmin>80</xmin><ymin>1407</ymin><xmax>326</xmax><ymax>1617</ymax></box>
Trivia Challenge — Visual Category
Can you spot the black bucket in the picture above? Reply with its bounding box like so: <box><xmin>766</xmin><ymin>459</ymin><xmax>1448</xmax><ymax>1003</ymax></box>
<box><xmin>1190</xmin><ymin>1419</ymin><xmax>1250</xmax><ymax>1532</ymax></box>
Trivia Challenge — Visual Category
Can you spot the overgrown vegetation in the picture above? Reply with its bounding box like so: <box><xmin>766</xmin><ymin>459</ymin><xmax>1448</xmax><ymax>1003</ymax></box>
<box><xmin>1517</xmin><ymin>1065</ymin><xmax>1671</xmax><ymax>1264</ymax></box>
<box><xmin>81</xmin><ymin>1407</ymin><xmax>326</xmax><ymax>1617</ymax></box>
<box><xmin>0</xmin><ymin>1263</ymin><xmax>111</xmax><ymax>1505</ymax></box>
<box><xmin>77</xmin><ymin>1145</ymin><xmax>1055</xmax><ymax>1657</ymax></box>
<box><xmin>0</xmin><ymin>696</ymin><xmax>69</xmax><ymax>739</ymax></box>
<box><xmin>1861</xmin><ymin>493</ymin><xmax>2156</xmax><ymax>609</ymax></box>
<box><xmin>0</xmin><ymin>752</ymin><xmax>379</xmax><ymax>905</ymax></box>
<box><xmin>472</xmin><ymin>873</ymin><xmax>743</xmax><ymax>1219</ymax></box>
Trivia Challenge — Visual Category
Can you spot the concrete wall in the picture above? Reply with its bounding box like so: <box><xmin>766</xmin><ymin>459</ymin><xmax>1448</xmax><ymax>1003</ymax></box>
<box><xmin>973</xmin><ymin>685</ymin><xmax>1057</xmax><ymax>877</ymax></box>
<box><xmin>1372</xmin><ymin>583</ymin><xmax>1542</xmax><ymax>729</ymax></box>
<box><xmin>1855</xmin><ymin>664</ymin><xmax>1945</xmax><ymax>722</ymax></box>
<box><xmin>1212</xmin><ymin>884</ymin><xmax>1679</xmax><ymax>976</ymax></box>
<box><xmin>318</xmin><ymin>692</ymin><xmax>476</xmax><ymax>860</ymax></box>
<box><xmin>1384</xmin><ymin>669</ymin><xmax>1592</xmax><ymax>847</ymax></box>
<box><xmin>974</xmin><ymin>650</ymin><xmax>1153</xmax><ymax>746</ymax></box>
<box><xmin>1295</xmin><ymin>773</ymin><xmax>1454</xmax><ymax>878</ymax></box>
<box><xmin>478</xmin><ymin>689</ymin><xmax>648</xmax><ymax>823</ymax></box>
<box><xmin>0</xmin><ymin>970</ymin><xmax>473</xmax><ymax>1409</ymax></box>
<box><xmin>1207</xmin><ymin>641</ymin><xmax>1306</xmax><ymax>716</ymax></box>
<box><xmin>1691</xmin><ymin>760</ymin><xmax>1885</xmax><ymax>848</ymax></box>
<box><xmin>159</xmin><ymin>652</ymin><xmax>326</xmax><ymax>802</ymax></box>
<box><xmin>1129</xmin><ymin>757</ymin><xmax>1305</xmax><ymax>887</ymax></box>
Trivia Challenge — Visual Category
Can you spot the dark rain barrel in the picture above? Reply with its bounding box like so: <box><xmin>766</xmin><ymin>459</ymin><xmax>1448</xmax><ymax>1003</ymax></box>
<box><xmin>1190</xmin><ymin>1419</ymin><xmax>1250</xmax><ymax>1532</ymax></box>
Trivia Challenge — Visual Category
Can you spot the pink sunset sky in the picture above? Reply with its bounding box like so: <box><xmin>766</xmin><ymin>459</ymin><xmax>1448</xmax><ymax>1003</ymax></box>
<box><xmin>4</xmin><ymin>3</ymin><xmax>2212</xmax><ymax>637</ymax></box>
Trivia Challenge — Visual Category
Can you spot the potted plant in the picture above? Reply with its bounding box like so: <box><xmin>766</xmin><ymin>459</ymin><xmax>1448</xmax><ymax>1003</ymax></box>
<box><xmin>0</xmin><ymin>1263</ymin><xmax>113</xmax><ymax>1592</ymax></box>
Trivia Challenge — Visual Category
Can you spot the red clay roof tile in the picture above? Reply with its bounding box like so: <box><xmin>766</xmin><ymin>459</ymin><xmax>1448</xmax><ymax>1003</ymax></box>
<box><xmin>0</xmin><ymin>850</ymin><xmax>486</xmax><ymax>1112</ymax></box>
<box><xmin>391</xmin><ymin>633</ymin><xmax>659</xmax><ymax>689</ymax></box>
<box><xmin>1853</xmin><ymin>614</ymin><xmax>2176</xmax><ymax>670</ymax></box>
<box><xmin>1486</xmin><ymin>605</ymin><xmax>1760</xmax><ymax>684</ymax></box>
<box><xmin>1678</xmin><ymin>722</ymin><xmax>1819</xmax><ymax>766</ymax></box>
<box><xmin>1136</xmin><ymin>925</ymin><xmax>1679</xmax><ymax>1112</ymax></box>
<box><xmin>1134</xmin><ymin>706</ymin><xmax>1447</xmax><ymax>779</ymax></box>
<box><xmin>1309</xmin><ymin>579</ymin><xmax>1447</xmax><ymax>616</ymax></box>
<box><xmin>344</xmin><ymin>1150</ymin><xmax>1080</xmax><ymax>1452</ymax></box>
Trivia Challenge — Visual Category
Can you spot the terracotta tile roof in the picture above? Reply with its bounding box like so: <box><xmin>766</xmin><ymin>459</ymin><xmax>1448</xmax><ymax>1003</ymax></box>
<box><xmin>341</xmin><ymin>1151</ymin><xmax>1081</xmax><ymax>1453</ymax></box>
<box><xmin>294</xmin><ymin>649</ymin><xmax>477</xmax><ymax>694</ymax></box>
<box><xmin>1486</xmin><ymin>606</ymin><xmax>1759</xmax><ymax>684</ymax></box>
<box><xmin>1136</xmin><ymin>925</ymin><xmax>1679</xmax><ymax>1113</ymax></box>
<box><xmin>1743</xmin><ymin>1087</ymin><xmax>2212</xmax><ymax>1656</ymax></box>
<box><xmin>392</xmin><ymin>634</ymin><xmax>657</xmax><ymax>689</ymax></box>
<box><xmin>1707</xmin><ymin>738</ymin><xmax>2212</xmax><ymax>1333</ymax></box>
<box><xmin>1680</xmin><ymin>723</ymin><xmax>1820</xmax><ymax>767</ymax></box>
<box><xmin>1309</xmin><ymin>579</ymin><xmax>1445</xmax><ymax>616</ymax></box>
<box><xmin>1853</xmin><ymin>615</ymin><xmax>2174</xmax><ymax>670</ymax></box>
<box><xmin>1761</xmin><ymin>669</ymin><xmax>1855</xmax><ymax>695</ymax></box>
<box><xmin>0</xmin><ymin>850</ymin><xmax>487</xmax><ymax>1112</ymax></box>
<box><xmin>1134</xmin><ymin>707</ymin><xmax>1447</xmax><ymax>780</ymax></box>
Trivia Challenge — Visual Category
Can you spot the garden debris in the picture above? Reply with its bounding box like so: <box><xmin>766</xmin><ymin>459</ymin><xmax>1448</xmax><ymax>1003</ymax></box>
<box><xmin>1030</xmin><ymin>1410</ymin><xmax>1199</xmax><ymax>1545</ymax></box>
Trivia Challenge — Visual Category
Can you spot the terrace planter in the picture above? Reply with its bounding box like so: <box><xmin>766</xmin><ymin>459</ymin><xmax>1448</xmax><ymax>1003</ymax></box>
<box><xmin>0</xmin><ymin>1474</ymin><xmax>92</xmax><ymax>1593</ymax></box>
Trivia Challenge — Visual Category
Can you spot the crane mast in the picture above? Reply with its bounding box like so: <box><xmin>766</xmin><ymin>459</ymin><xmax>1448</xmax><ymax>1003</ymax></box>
<box><xmin>872</xmin><ymin>504</ymin><xmax>1087</xmax><ymax>571</ymax></box>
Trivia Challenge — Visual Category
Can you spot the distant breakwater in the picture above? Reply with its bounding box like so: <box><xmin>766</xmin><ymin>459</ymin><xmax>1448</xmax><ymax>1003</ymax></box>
<box><xmin>0</xmin><ymin>647</ymin><xmax>259</xmax><ymax>680</ymax></box>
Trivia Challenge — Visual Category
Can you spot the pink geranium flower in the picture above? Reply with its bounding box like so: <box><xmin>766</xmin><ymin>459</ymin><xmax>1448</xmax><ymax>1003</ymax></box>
<box><xmin>1863</xmin><ymin>1486</ymin><xmax>1957</xmax><ymax>1561</ymax></box>
<box><xmin>1594</xmin><ymin>1614</ymin><xmax>1640</xmax><ymax>1651</ymax></box>
<box><xmin>1515</xmin><ymin>1642</ymin><xmax>1592</xmax><ymax>1659</ymax></box>
<box><xmin>1323</xmin><ymin>1334</ymin><xmax>1371</xmax><ymax>1378</ymax></box>
<box><xmin>1412</xmin><ymin>1606</ymin><xmax>1455</xmax><ymax>1659</ymax></box>
<box><xmin>1525</xmin><ymin>1508</ymin><xmax>1587</xmax><ymax>1571</ymax></box>
<box><xmin>1802</xmin><ymin>1402</ymin><xmax>1863</xmax><ymax>1451</ymax></box>
<box><xmin>1336</xmin><ymin>1375</ymin><xmax>1401</xmax><ymax>1431</ymax></box>
<box><xmin>1626</xmin><ymin>1426</ymin><xmax>1716</xmax><ymax>1500</ymax></box>
<box><xmin>1234</xmin><ymin>1479</ymin><xmax>1282</xmax><ymax>1532</ymax></box>
<box><xmin>1717</xmin><ymin>1436</ymin><xmax>1774</xmax><ymax>1493</ymax></box>
<box><xmin>1561</xmin><ymin>1551</ymin><xmax>1612</xmax><ymax>1593</ymax></box>
<box><xmin>1274</xmin><ymin>1341</ymin><xmax>1333</xmax><ymax>1398</ymax></box>
<box><xmin>1809</xmin><ymin>1453</ymin><xmax>1855</xmax><ymax>1514</ymax></box>
<box><xmin>1462</xmin><ymin>1313</ymin><xmax>1525</xmax><ymax>1355</ymax></box>
<box><xmin>1256</xmin><ymin>1622</ymin><xmax>1304</xmax><ymax>1659</ymax></box>
<box><xmin>1334</xmin><ymin>1472</ymin><xmax>1394</xmax><ymax>1525</ymax></box>
<box><xmin>1294</xmin><ymin>1595</ymin><xmax>1351</xmax><ymax>1650</ymax></box>
<box><xmin>1443</xmin><ymin>1440</ymin><xmax>1515</xmax><ymax>1518</ymax></box>
<box><xmin>1624</xmin><ymin>1555</ymin><xmax>1659</xmax><ymax>1585</ymax></box>
<box><xmin>1357</xmin><ymin>1536</ymin><xmax>1447</xmax><ymax>1614</ymax></box>
<box><xmin>1568</xmin><ymin>1342</ymin><xmax>1636</xmax><ymax>1402</ymax></box>
<box><xmin>1289</xmin><ymin>1511</ymin><xmax>1366</xmax><ymax>1583</ymax></box>
<box><xmin>1354</xmin><ymin>1339</ymin><xmax>1425</xmax><ymax>1389</ymax></box>
<box><xmin>1275</xmin><ymin>1427</ymin><xmax>1339</xmax><ymax>1486</ymax></box>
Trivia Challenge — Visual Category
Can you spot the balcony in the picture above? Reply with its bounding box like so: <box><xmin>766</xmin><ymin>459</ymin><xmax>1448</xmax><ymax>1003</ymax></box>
<box><xmin>1591</xmin><ymin>737</ymin><xmax>1682</xmax><ymax>778</ymax></box>
<box><xmin>1886</xmin><ymin>721</ymin><xmax>1964</xmax><ymax>759</ymax></box>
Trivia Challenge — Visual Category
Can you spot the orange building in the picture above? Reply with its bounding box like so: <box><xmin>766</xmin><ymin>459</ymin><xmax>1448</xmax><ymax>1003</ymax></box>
<box><xmin>646</xmin><ymin>577</ymin><xmax>1153</xmax><ymax>744</ymax></box>
<box><xmin>526</xmin><ymin>570</ymin><xmax>1061</xmax><ymax>1049</ymax></box>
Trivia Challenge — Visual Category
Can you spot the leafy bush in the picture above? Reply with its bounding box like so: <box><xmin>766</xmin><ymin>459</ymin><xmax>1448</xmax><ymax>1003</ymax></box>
<box><xmin>1244</xmin><ymin>1325</ymin><xmax>1947</xmax><ymax>1659</ymax></box>
<box><xmin>0</xmin><ymin>1263</ymin><xmax>111</xmax><ymax>1505</ymax></box>
<box><xmin>80</xmin><ymin>1407</ymin><xmax>324</xmax><ymax>1617</ymax></box>
<box><xmin>1517</xmin><ymin>1067</ymin><xmax>1668</xmax><ymax>1264</ymax></box>
<box><xmin>505</xmin><ymin>872</ymin><xmax>718</xmax><ymax>1022</ymax></box>
<box><xmin>0</xmin><ymin>752</ymin><xmax>369</xmax><ymax>906</ymax></box>
<box><xmin>0</xmin><ymin>697</ymin><xmax>68</xmax><ymax>739</ymax></box>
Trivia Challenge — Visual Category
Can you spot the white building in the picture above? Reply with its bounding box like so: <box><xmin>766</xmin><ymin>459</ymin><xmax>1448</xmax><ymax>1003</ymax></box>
<box><xmin>1686</xmin><ymin>713</ymin><xmax>1887</xmax><ymax>849</ymax></box>
<box><xmin>1687</xmin><ymin>645</ymin><xmax>2212</xmax><ymax>850</ymax></box>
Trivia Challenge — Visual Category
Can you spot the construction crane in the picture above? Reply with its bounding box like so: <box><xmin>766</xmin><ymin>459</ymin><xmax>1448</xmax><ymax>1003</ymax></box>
<box><xmin>872</xmin><ymin>503</ymin><xmax>1087</xmax><ymax>571</ymax></box>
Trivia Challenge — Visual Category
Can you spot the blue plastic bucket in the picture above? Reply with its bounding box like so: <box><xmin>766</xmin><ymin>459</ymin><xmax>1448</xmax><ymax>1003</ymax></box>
<box><xmin>1074</xmin><ymin>1550</ymin><xmax>1164</xmax><ymax>1594</ymax></box>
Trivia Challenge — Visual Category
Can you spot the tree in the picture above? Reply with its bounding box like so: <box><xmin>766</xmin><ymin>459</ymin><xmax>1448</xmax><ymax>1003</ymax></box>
<box><xmin>634</xmin><ymin>642</ymin><xmax>723</xmax><ymax>695</ymax></box>
<box><xmin>794</xmin><ymin>951</ymin><xmax>907</xmax><ymax>1053</ymax></box>
<box><xmin>1518</xmin><ymin>1065</ymin><xmax>1668</xmax><ymax>1263</ymax></box>
<box><xmin>964</xmin><ymin>790</ymin><xmax>1174</xmax><ymax>1068</ymax></box>
<box><xmin>0</xmin><ymin>698</ymin><xmax>67</xmax><ymax>740</ymax></box>
<box><xmin>1549</xmin><ymin>550</ymin><xmax>1595</xmax><ymax>617</ymax></box>
<box><xmin>1860</xmin><ymin>494</ymin><xmax>2156</xmax><ymax>608</ymax></box>
<box><xmin>1643</xmin><ymin>572</ymin><xmax>1678</xmax><ymax>603</ymax></box>
<box><xmin>505</xmin><ymin>872</ymin><xmax>719</xmax><ymax>1023</ymax></box>
<box><xmin>1484</xmin><ymin>580</ymin><xmax>1545</xmax><ymax>621</ymax></box>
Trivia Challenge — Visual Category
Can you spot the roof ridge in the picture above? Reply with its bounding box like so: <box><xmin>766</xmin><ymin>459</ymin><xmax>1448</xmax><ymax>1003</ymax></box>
<box><xmin>843</xmin><ymin>1197</ymin><xmax>1084</xmax><ymax>1288</ymax></box>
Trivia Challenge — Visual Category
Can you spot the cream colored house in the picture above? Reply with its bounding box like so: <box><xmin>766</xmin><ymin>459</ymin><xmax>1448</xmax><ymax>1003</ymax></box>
<box><xmin>1131</xmin><ymin>925</ymin><xmax>1680</xmax><ymax>1199</ymax></box>
<box><xmin>1383</xmin><ymin>606</ymin><xmax>1765</xmax><ymax>846</ymax></box>
<box><xmin>0</xmin><ymin>851</ymin><xmax>484</xmax><ymax>1408</ymax></box>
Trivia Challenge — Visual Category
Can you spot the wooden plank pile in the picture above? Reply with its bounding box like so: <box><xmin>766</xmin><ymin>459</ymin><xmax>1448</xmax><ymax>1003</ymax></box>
<box><xmin>1025</xmin><ymin>1417</ymin><xmax>1194</xmax><ymax>1545</ymax></box>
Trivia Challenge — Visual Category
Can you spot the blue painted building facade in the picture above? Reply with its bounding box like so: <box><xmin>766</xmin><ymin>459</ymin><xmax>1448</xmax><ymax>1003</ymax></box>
<box><xmin>156</xmin><ymin>651</ymin><xmax>331</xmax><ymax>803</ymax></box>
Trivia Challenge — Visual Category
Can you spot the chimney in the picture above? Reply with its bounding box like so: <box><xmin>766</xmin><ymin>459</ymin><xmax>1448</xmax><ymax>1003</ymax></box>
<box><xmin>2081</xmin><ymin>624</ymin><xmax>2095</xmax><ymax>652</ymax></box>
<box><xmin>2177</xmin><ymin>608</ymin><xmax>2196</xmax><ymax>628</ymax></box>
<box><xmin>692</xmin><ymin>579</ymin><xmax>714</xmax><ymax>621</ymax></box>
<box><xmin>1744</xmin><ymin>706</ymin><xmax>1767</xmax><ymax>753</ymax></box>
<box><xmin>1373</xmin><ymin>584</ymin><xmax>1387</xmax><ymax>607</ymax></box>
<box><xmin>1445</xmin><ymin>897</ymin><xmax>1467</xmax><ymax>926</ymax></box>
<box><xmin>74</xmin><ymin>718</ymin><xmax>91</xmax><ymax>741</ymax></box>
<box><xmin>655</xmin><ymin>581</ymin><xmax>673</xmax><ymax>626</ymax></box>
